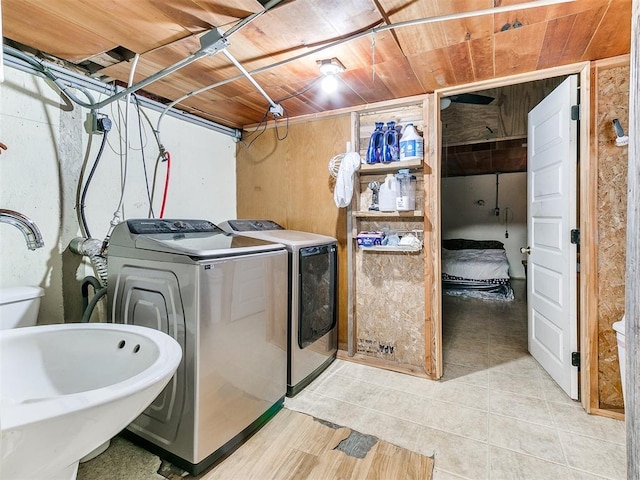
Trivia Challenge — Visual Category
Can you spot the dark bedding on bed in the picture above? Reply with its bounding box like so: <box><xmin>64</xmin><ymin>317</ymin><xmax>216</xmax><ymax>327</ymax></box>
<box><xmin>442</xmin><ymin>238</ymin><xmax>505</xmax><ymax>251</ymax></box>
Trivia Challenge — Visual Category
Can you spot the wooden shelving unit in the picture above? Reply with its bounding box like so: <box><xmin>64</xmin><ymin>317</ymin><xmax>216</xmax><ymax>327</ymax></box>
<box><xmin>346</xmin><ymin>100</ymin><xmax>429</xmax><ymax>376</ymax></box>
<box><xmin>359</xmin><ymin>158</ymin><xmax>423</xmax><ymax>173</ymax></box>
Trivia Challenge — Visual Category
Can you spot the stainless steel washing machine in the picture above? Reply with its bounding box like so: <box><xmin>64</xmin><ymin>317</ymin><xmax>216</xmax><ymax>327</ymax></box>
<box><xmin>107</xmin><ymin>219</ymin><xmax>288</xmax><ymax>474</ymax></box>
<box><xmin>219</xmin><ymin>220</ymin><xmax>337</xmax><ymax>397</ymax></box>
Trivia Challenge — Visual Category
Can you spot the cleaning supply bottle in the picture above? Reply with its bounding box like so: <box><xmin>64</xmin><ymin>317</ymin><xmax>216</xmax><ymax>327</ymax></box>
<box><xmin>382</xmin><ymin>121</ymin><xmax>400</xmax><ymax>162</ymax></box>
<box><xmin>378</xmin><ymin>174</ymin><xmax>398</xmax><ymax>212</ymax></box>
<box><xmin>395</xmin><ymin>169</ymin><xmax>416</xmax><ymax>211</ymax></box>
<box><xmin>366</xmin><ymin>122</ymin><xmax>385</xmax><ymax>164</ymax></box>
<box><xmin>399</xmin><ymin>123</ymin><xmax>423</xmax><ymax>161</ymax></box>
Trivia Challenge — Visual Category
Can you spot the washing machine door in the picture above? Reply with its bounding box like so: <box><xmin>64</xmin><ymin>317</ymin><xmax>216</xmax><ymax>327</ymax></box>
<box><xmin>110</xmin><ymin>265</ymin><xmax>187</xmax><ymax>443</ymax></box>
<box><xmin>298</xmin><ymin>244</ymin><xmax>337</xmax><ymax>348</ymax></box>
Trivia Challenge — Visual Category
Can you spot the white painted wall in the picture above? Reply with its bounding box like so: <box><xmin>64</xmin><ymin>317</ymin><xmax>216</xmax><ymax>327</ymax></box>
<box><xmin>441</xmin><ymin>172</ymin><xmax>527</xmax><ymax>279</ymax></box>
<box><xmin>0</xmin><ymin>67</ymin><xmax>237</xmax><ymax>323</ymax></box>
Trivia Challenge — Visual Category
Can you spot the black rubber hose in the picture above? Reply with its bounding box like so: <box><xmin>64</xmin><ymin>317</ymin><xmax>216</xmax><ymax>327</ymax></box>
<box><xmin>81</xmin><ymin>276</ymin><xmax>102</xmax><ymax>314</ymax></box>
<box><xmin>82</xmin><ymin>286</ymin><xmax>108</xmax><ymax>323</ymax></box>
<box><xmin>79</xmin><ymin>129</ymin><xmax>109</xmax><ymax>238</ymax></box>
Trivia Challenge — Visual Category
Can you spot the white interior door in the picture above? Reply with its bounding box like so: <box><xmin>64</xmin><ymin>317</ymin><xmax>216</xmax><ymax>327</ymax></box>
<box><xmin>526</xmin><ymin>75</ymin><xmax>579</xmax><ymax>399</ymax></box>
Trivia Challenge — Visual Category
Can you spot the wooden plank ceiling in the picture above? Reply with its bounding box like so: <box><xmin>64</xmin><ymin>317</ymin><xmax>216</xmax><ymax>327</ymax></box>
<box><xmin>2</xmin><ymin>0</ymin><xmax>632</xmax><ymax>129</ymax></box>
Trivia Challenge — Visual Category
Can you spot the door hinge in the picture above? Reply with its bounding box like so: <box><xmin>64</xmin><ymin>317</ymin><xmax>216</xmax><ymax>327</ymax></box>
<box><xmin>570</xmin><ymin>229</ymin><xmax>580</xmax><ymax>245</ymax></box>
<box><xmin>571</xmin><ymin>351</ymin><xmax>580</xmax><ymax>368</ymax></box>
<box><xmin>571</xmin><ymin>104</ymin><xmax>580</xmax><ymax>121</ymax></box>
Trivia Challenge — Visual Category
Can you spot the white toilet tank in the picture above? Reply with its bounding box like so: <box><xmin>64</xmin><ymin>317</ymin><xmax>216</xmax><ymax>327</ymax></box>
<box><xmin>0</xmin><ymin>286</ymin><xmax>44</xmax><ymax>329</ymax></box>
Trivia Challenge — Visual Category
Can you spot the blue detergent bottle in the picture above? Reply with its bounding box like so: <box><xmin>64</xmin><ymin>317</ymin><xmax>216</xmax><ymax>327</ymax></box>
<box><xmin>382</xmin><ymin>121</ymin><xmax>400</xmax><ymax>162</ymax></box>
<box><xmin>366</xmin><ymin>122</ymin><xmax>385</xmax><ymax>164</ymax></box>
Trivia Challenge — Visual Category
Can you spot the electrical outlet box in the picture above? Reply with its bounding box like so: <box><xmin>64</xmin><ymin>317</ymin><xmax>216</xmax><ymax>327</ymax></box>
<box><xmin>269</xmin><ymin>104</ymin><xmax>284</xmax><ymax>117</ymax></box>
<box><xmin>84</xmin><ymin>111</ymin><xmax>100</xmax><ymax>134</ymax></box>
<box><xmin>84</xmin><ymin>112</ymin><xmax>112</xmax><ymax>134</ymax></box>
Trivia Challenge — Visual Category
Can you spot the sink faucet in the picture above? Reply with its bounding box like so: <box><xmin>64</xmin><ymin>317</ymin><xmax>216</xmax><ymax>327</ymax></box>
<box><xmin>0</xmin><ymin>209</ymin><xmax>45</xmax><ymax>250</ymax></box>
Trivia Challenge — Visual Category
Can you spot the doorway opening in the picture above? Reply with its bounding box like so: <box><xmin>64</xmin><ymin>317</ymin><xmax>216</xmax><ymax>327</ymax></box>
<box><xmin>435</xmin><ymin>75</ymin><xmax>582</xmax><ymax>400</ymax></box>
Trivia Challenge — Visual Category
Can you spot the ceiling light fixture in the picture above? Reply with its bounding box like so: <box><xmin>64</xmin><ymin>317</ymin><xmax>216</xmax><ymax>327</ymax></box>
<box><xmin>317</xmin><ymin>58</ymin><xmax>346</xmax><ymax>94</ymax></box>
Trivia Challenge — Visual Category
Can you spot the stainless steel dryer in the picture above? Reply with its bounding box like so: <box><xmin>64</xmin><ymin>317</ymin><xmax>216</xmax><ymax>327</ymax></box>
<box><xmin>219</xmin><ymin>219</ymin><xmax>337</xmax><ymax>397</ymax></box>
<box><xmin>107</xmin><ymin>219</ymin><xmax>288</xmax><ymax>474</ymax></box>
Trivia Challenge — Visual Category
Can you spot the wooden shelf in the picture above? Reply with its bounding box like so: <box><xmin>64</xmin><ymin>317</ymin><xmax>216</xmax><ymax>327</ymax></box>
<box><xmin>359</xmin><ymin>245</ymin><xmax>422</xmax><ymax>253</ymax></box>
<box><xmin>359</xmin><ymin>158</ymin><xmax>423</xmax><ymax>174</ymax></box>
<box><xmin>353</xmin><ymin>210</ymin><xmax>423</xmax><ymax>218</ymax></box>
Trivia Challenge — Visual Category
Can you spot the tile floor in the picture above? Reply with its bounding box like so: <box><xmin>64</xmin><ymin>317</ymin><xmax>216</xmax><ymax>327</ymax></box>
<box><xmin>285</xmin><ymin>280</ymin><xmax>627</xmax><ymax>479</ymax></box>
<box><xmin>79</xmin><ymin>279</ymin><xmax>627</xmax><ymax>479</ymax></box>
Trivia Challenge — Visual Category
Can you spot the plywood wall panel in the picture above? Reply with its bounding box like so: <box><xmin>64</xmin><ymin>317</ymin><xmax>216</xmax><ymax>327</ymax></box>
<box><xmin>595</xmin><ymin>61</ymin><xmax>630</xmax><ymax>409</ymax></box>
<box><xmin>355</xmin><ymin>220</ymin><xmax>426</xmax><ymax>368</ymax></box>
<box><xmin>236</xmin><ymin>116</ymin><xmax>352</xmax><ymax>349</ymax></box>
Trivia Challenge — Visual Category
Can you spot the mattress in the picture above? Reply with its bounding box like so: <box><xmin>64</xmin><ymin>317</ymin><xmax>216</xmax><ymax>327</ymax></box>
<box><xmin>441</xmin><ymin>239</ymin><xmax>514</xmax><ymax>301</ymax></box>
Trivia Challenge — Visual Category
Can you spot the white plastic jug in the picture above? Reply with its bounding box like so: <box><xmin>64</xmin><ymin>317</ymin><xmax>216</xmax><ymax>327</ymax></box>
<box><xmin>379</xmin><ymin>174</ymin><xmax>398</xmax><ymax>212</ymax></box>
<box><xmin>399</xmin><ymin>123</ymin><xmax>424</xmax><ymax>161</ymax></box>
<box><xmin>395</xmin><ymin>169</ymin><xmax>416</xmax><ymax>211</ymax></box>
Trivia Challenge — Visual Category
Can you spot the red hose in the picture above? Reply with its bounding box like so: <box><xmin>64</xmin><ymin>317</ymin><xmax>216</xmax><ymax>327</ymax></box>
<box><xmin>159</xmin><ymin>152</ymin><xmax>170</xmax><ymax>218</ymax></box>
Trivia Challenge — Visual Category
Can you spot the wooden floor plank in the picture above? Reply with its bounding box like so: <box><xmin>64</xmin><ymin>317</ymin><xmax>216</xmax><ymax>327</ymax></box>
<box><xmin>200</xmin><ymin>409</ymin><xmax>434</xmax><ymax>480</ymax></box>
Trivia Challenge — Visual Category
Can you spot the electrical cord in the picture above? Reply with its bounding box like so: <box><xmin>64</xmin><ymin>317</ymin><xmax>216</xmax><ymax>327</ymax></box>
<box><xmin>133</xmin><ymin>95</ymin><xmax>154</xmax><ymax>216</ymax></box>
<box><xmin>502</xmin><ymin>207</ymin><xmax>514</xmax><ymax>238</ymax></box>
<box><xmin>273</xmin><ymin>105</ymin><xmax>289</xmax><ymax>141</ymax></box>
<box><xmin>79</xmin><ymin>123</ymin><xmax>111</xmax><ymax>237</ymax></box>
<box><xmin>240</xmin><ymin>107</ymin><xmax>271</xmax><ymax>148</ymax></box>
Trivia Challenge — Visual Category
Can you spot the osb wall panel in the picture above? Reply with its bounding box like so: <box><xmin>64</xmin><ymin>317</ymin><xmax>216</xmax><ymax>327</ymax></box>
<box><xmin>596</xmin><ymin>63</ymin><xmax>629</xmax><ymax>409</ymax></box>
<box><xmin>355</xmin><ymin>219</ymin><xmax>425</xmax><ymax>369</ymax></box>
<box><xmin>236</xmin><ymin>116</ymin><xmax>351</xmax><ymax>350</ymax></box>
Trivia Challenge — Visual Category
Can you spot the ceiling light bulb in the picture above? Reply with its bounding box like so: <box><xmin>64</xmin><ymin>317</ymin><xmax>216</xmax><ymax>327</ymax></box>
<box><xmin>319</xmin><ymin>63</ymin><xmax>341</xmax><ymax>76</ymax></box>
<box><xmin>321</xmin><ymin>75</ymin><xmax>338</xmax><ymax>93</ymax></box>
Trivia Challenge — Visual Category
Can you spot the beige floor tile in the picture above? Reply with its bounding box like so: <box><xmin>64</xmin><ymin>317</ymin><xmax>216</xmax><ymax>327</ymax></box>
<box><xmin>489</xmin><ymin>332</ymin><xmax>528</xmax><ymax>349</ymax></box>
<box><xmin>540</xmin><ymin>377</ymin><xmax>582</xmax><ymax>407</ymax></box>
<box><xmin>489</xmin><ymin>341</ymin><xmax>529</xmax><ymax>359</ymax></box>
<box><xmin>311</xmin><ymin>373</ymin><xmax>381</xmax><ymax>408</ymax></box>
<box><xmin>549</xmin><ymin>402</ymin><xmax>626</xmax><ymax>444</ymax></box>
<box><xmin>445</xmin><ymin>326</ymin><xmax>491</xmax><ymax>344</ymax></box>
<box><xmin>488</xmin><ymin>370</ymin><xmax>545</xmax><ymax>399</ymax></box>
<box><xmin>414</xmin><ymin>427</ymin><xmax>489</xmax><ymax>479</ymax></box>
<box><xmin>372</xmin><ymin>386</ymin><xmax>432</xmax><ymax>425</ymax></box>
<box><xmin>334</xmin><ymin>359</ymin><xmax>394</xmax><ymax>386</ymax></box>
<box><xmin>284</xmin><ymin>390</ymin><xmax>325</xmax><ymax>416</ymax></box>
<box><xmin>423</xmin><ymin>399</ymin><xmax>488</xmax><ymax>442</ymax></box>
<box><xmin>302</xmin><ymin>394</ymin><xmax>370</xmax><ymax>432</ymax></box>
<box><xmin>488</xmin><ymin>414</ymin><xmax>565</xmax><ymax>464</ymax></box>
<box><xmin>559</xmin><ymin>431</ymin><xmax>627</xmax><ymax>479</ymax></box>
<box><xmin>432</xmin><ymin>467</ymin><xmax>469</xmax><ymax>479</ymax></box>
<box><xmin>444</xmin><ymin>347</ymin><xmax>490</xmax><ymax>369</ymax></box>
<box><xmin>445</xmin><ymin>335</ymin><xmax>491</xmax><ymax>355</ymax></box>
<box><xmin>488</xmin><ymin>354</ymin><xmax>542</xmax><ymax>378</ymax></box>
<box><xmin>568</xmin><ymin>469</ymin><xmax>616</xmax><ymax>479</ymax></box>
<box><xmin>489</xmin><ymin>390</ymin><xmax>554</xmax><ymax>427</ymax></box>
<box><xmin>383</xmin><ymin>370</ymin><xmax>438</xmax><ymax>398</ymax></box>
<box><xmin>489</xmin><ymin>445</ymin><xmax>573</xmax><ymax>479</ymax></box>
<box><xmin>353</xmin><ymin>409</ymin><xmax>423</xmax><ymax>451</ymax></box>
<box><xmin>441</xmin><ymin>362</ymin><xmax>490</xmax><ymax>387</ymax></box>
<box><xmin>302</xmin><ymin>362</ymin><xmax>342</xmax><ymax>393</ymax></box>
<box><xmin>432</xmin><ymin>380</ymin><xmax>489</xmax><ymax>411</ymax></box>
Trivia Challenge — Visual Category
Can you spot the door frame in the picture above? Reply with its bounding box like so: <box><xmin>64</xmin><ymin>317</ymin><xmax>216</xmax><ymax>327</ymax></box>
<box><xmin>427</xmin><ymin>61</ymin><xmax>596</xmax><ymax>412</ymax></box>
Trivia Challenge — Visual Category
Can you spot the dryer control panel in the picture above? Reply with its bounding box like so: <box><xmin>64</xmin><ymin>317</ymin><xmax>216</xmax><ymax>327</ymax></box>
<box><xmin>220</xmin><ymin>219</ymin><xmax>284</xmax><ymax>232</ymax></box>
<box><xmin>127</xmin><ymin>219</ymin><xmax>221</xmax><ymax>235</ymax></box>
